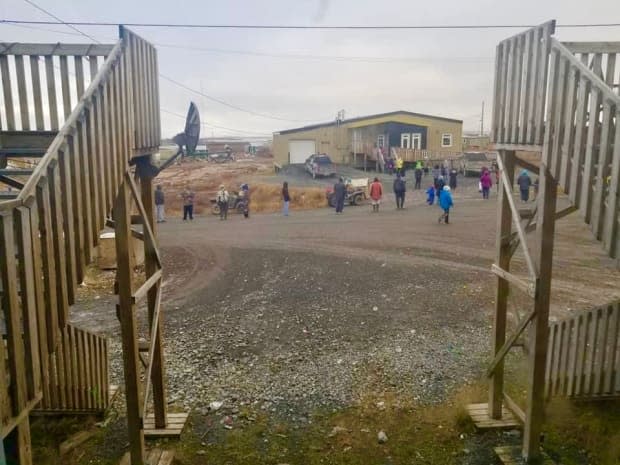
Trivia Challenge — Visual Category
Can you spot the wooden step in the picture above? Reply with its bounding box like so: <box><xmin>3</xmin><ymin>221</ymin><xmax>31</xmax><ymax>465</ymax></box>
<box><xmin>144</xmin><ymin>412</ymin><xmax>189</xmax><ymax>438</ymax></box>
<box><xmin>119</xmin><ymin>448</ymin><xmax>174</xmax><ymax>465</ymax></box>
<box><xmin>0</xmin><ymin>192</ymin><xmax>19</xmax><ymax>200</ymax></box>
<box><xmin>466</xmin><ymin>403</ymin><xmax>521</xmax><ymax>430</ymax></box>
<box><xmin>0</xmin><ymin>148</ymin><xmax>47</xmax><ymax>157</ymax></box>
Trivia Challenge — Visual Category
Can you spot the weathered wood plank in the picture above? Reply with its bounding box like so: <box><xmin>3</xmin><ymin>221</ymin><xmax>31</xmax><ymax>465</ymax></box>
<box><xmin>59</xmin><ymin>55</ymin><xmax>72</xmax><ymax>120</ymax></box>
<box><xmin>47</xmin><ymin>165</ymin><xmax>70</xmax><ymax>327</ymax></box>
<box><xmin>78</xmin><ymin>120</ymin><xmax>94</xmax><ymax>263</ymax></box>
<box><xmin>14</xmin><ymin>206</ymin><xmax>42</xmax><ymax>400</ymax></box>
<box><xmin>28</xmin><ymin>202</ymin><xmax>51</xmax><ymax>406</ymax></box>
<box><xmin>29</xmin><ymin>56</ymin><xmax>45</xmax><ymax>130</ymax></box>
<box><xmin>14</xmin><ymin>55</ymin><xmax>30</xmax><ymax>130</ymax></box>
<box><xmin>558</xmin><ymin>65</ymin><xmax>578</xmax><ymax>189</ymax></box>
<box><xmin>0</xmin><ymin>213</ymin><xmax>29</xmax><ymax>425</ymax></box>
<box><xmin>36</xmin><ymin>181</ymin><xmax>58</xmax><ymax>351</ymax></box>
<box><xmin>0</xmin><ymin>55</ymin><xmax>16</xmax><ymax>130</ymax></box>
<box><xmin>74</xmin><ymin>56</ymin><xmax>85</xmax><ymax>98</ymax></box>
<box><xmin>579</xmin><ymin>87</ymin><xmax>601</xmax><ymax>223</ymax></box>
<box><xmin>591</xmin><ymin>102</ymin><xmax>613</xmax><ymax>239</ymax></box>
<box><xmin>44</xmin><ymin>56</ymin><xmax>59</xmax><ymax>130</ymax></box>
<box><xmin>604</xmin><ymin>304</ymin><xmax>620</xmax><ymax>393</ymax></box>
<box><xmin>0</xmin><ymin>43</ymin><xmax>114</xmax><ymax>56</ymax></box>
<box><xmin>114</xmin><ymin>179</ymin><xmax>146</xmax><ymax>464</ymax></box>
<box><xmin>58</xmin><ymin>148</ymin><xmax>77</xmax><ymax>306</ymax></box>
<box><xmin>68</xmin><ymin>134</ymin><xmax>86</xmax><ymax>284</ymax></box>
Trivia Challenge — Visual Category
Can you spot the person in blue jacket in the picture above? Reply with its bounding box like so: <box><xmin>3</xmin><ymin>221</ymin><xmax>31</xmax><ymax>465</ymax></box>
<box><xmin>438</xmin><ymin>185</ymin><xmax>454</xmax><ymax>224</ymax></box>
<box><xmin>426</xmin><ymin>185</ymin><xmax>435</xmax><ymax>205</ymax></box>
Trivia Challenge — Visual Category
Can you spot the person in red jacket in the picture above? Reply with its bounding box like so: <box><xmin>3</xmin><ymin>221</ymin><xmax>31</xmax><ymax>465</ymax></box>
<box><xmin>369</xmin><ymin>177</ymin><xmax>383</xmax><ymax>213</ymax></box>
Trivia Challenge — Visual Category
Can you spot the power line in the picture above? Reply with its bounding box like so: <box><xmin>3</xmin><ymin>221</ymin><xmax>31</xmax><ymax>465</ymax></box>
<box><xmin>2</xmin><ymin>19</ymin><xmax>620</xmax><ymax>29</ymax></box>
<box><xmin>155</xmin><ymin>42</ymin><xmax>493</xmax><ymax>63</ymax></box>
<box><xmin>161</xmin><ymin>109</ymin><xmax>272</xmax><ymax>136</ymax></box>
<box><xmin>160</xmin><ymin>75</ymin><xmax>318</xmax><ymax>123</ymax></box>
<box><xmin>8</xmin><ymin>5</ymin><xmax>307</xmax><ymax>124</ymax></box>
<box><xmin>20</xmin><ymin>1</ymin><xmax>101</xmax><ymax>43</ymax></box>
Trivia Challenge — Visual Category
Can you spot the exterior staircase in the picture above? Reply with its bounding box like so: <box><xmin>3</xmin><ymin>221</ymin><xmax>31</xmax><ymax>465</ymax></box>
<box><xmin>1</xmin><ymin>27</ymin><xmax>160</xmax><ymax>464</ymax></box>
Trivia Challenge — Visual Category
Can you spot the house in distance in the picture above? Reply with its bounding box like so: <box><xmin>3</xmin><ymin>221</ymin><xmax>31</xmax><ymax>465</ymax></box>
<box><xmin>273</xmin><ymin>110</ymin><xmax>463</xmax><ymax>168</ymax></box>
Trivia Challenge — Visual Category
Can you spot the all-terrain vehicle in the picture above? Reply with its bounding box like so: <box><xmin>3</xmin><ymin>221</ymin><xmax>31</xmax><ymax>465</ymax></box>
<box><xmin>325</xmin><ymin>178</ymin><xmax>368</xmax><ymax>207</ymax></box>
<box><xmin>210</xmin><ymin>193</ymin><xmax>245</xmax><ymax>215</ymax></box>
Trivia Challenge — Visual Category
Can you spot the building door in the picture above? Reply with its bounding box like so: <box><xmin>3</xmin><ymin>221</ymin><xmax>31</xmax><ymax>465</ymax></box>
<box><xmin>400</xmin><ymin>133</ymin><xmax>411</xmax><ymax>148</ymax></box>
<box><xmin>289</xmin><ymin>140</ymin><xmax>316</xmax><ymax>164</ymax></box>
<box><xmin>411</xmin><ymin>133</ymin><xmax>422</xmax><ymax>149</ymax></box>
<box><xmin>377</xmin><ymin>134</ymin><xmax>385</xmax><ymax>148</ymax></box>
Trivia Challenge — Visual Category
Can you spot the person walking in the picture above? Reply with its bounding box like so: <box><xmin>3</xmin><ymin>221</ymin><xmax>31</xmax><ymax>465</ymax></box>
<box><xmin>282</xmin><ymin>181</ymin><xmax>291</xmax><ymax>216</ymax></box>
<box><xmin>438</xmin><ymin>185</ymin><xmax>454</xmax><ymax>224</ymax></box>
<box><xmin>393</xmin><ymin>174</ymin><xmax>406</xmax><ymax>209</ymax></box>
<box><xmin>155</xmin><ymin>184</ymin><xmax>165</xmax><ymax>223</ymax></box>
<box><xmin>480</xmin><ymin>168</ymin><xmax>493</xmax><ymax>199</ymax></box>
<box><xmin>435</xmin><ymin>175</ymin><xmax>445</xmax><ymax>199</ymax></box>
<box><xmin>518</xmin><ymin>170</ymin><xmax>532</xmax><ymax>202</ymax></box>
<box><xmin>216</xmin><ymin>184</ymin><xmax>229</xmax><ymax>220</ymax></box>
<box><xmin>431</xmin><ymin>164</ymin><xmax>440</xmax><ymax>181</ymax></box>
<box><xmin>181</xmin><ymin>186</ymin><xmax>195</xmax><ymax>221</ymax></box>
<box><xmin>334</xmin><ymin>177</ymin><xmax>346</xmax><ymax>214</ymax></box>
<box><xmin>414</xmin><ymin>162</ymin><xmax>423</xmax><ymax>190</ymax></box>
<box><xmin>239</xmin><ymin>183</ymin><xmax>250</xmax><ymax>218</ymax></box>
<box><xmin>369</xmin><ymin>177</ymin><xmax>383</xmax><ymax>212</ymax></box>
<box><xmin>449</xmin><ymin>167</ymin><xmax>458</xmax><ymax>190</ymax></box>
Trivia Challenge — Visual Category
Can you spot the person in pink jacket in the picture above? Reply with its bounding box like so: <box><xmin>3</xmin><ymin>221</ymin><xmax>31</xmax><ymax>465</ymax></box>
<box><xmin>480</xmin><ymin>168</ymin><xmax>493</xmax><ymax>199</ymax></box>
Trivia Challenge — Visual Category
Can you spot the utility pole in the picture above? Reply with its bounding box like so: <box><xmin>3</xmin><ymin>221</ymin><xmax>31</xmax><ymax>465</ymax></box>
<box><xmin>480</xmin><ymin>101</ymin><xmax>485</xmax><ymax>136</ymax></box>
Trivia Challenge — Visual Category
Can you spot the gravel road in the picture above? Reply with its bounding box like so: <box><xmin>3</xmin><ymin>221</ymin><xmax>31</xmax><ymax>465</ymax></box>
<box><xmin>70</xmin><ymin>174</ymin><xmax>620</xmax><ymax>421</ymax></box>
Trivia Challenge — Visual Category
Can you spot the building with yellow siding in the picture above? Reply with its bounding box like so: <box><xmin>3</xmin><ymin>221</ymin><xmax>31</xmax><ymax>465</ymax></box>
<box><xmin>273</xmin><ymin>110</ymin><xmax>463</xmax><ymax>167</ymax></box>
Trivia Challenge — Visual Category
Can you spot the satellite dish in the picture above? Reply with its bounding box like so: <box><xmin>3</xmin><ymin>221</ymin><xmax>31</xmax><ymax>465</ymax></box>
<box><xmin>158</xmin><ymin>102</ymin><xmax>201</xmax><ymax>174</ymax></box>
<box><xmin>184</xmin><ymin>102</ymin><xmax>200</xmax><ymax>153</ymax></box>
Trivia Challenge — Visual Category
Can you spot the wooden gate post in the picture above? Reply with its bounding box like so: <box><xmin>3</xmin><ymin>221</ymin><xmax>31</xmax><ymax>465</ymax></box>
<box><xmin>523</xmin><ymin>163</ymin><xmax>558</xmax><ymax>461</ymax></box>
<box><xmin>489</xmin><ymin>150</ymin><xmax>515</xmax><ymax>418</ymax></box>
<box><xmin>136</xmin><ymin>158</ymin><xmax>168</xmax><ymax>429</ymax></box>
<box><xmin>114</xmin><ymin>178</ymin><xmax>146</xmax><ymax>465</ymax></box>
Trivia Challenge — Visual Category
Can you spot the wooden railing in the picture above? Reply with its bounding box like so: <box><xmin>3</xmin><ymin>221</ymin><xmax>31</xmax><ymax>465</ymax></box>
<box><xmin>542</xmin><ymin>39</ymin><xmax>620</xmax><ymax>259</ymax></box>
<box><xmin>0</xmin><ymin>27</ymin><xmax>160</xmax><ymax>450</ymax></box>
<box><xmin>546</xmin><ymin>300</ymin><xmax>620</xmax><ymax>399</ymax></box>
<box><xmin>37</xmin><ymin>324</ymin><xmax>109</xmax><ymax>412</ymax></box>
<box><xmin>0</xmin><ymin>43</ymin><xmax>114</xmax><ymax>131</ymax></box>
<box><xmin>492</xmin><ymin>20</ymin><xmax>556</xmax><ymax>147</ymax></box>
<box><xmin>391</xmin><ymin>147</ymin><xmax>462</xmax><ymax>162</ymax></box>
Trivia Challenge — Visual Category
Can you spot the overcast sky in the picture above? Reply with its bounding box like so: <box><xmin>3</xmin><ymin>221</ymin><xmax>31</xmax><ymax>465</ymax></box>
<box><xmin>1</xmin><ymin>0</ymin><xmax>619</xmax><ymax>138</ymax></box>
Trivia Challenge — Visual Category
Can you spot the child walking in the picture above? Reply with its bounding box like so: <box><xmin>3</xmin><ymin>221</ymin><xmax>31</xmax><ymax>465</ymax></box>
<box><xmin>438</xmin><ymin>185</ymin><xmax>454</xmax><ymax>224</ymax></box>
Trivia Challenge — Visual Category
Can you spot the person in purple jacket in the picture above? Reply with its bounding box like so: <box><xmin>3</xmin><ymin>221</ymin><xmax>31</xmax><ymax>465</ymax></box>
<box><xmin>480</xmin><ymin>167</ymin><xmax>493</xmax><ymax>199</ymax></box>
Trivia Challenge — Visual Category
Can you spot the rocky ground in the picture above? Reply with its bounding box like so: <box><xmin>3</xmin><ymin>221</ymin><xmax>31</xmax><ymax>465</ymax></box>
<box><xmin>59</xmin><ymin>165</ymin><xmax>620</xmax><ymax>465</ymax></box>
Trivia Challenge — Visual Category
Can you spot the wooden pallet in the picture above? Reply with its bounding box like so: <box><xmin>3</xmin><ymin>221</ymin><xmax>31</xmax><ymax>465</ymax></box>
<box><xmin>495</xmin><ymin>446</ymin><xmax>556</xmax><ymax>464</ymax></box>
<box><xmin>144</xmin><ymin>412</ymin><xmax>189</xmax><ymax>438</ymax></box>
<box><xmin>466</xmin><ymin>403</ymin><xmax>521</xmax><ymax>430</ymax></box>
<box><xmin>119</xmin><ymin>448</ymin><xmax>174</xmax><ymax>465</ymax></box>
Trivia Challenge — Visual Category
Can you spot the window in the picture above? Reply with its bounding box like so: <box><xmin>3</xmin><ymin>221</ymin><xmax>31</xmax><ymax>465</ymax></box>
<box><xmin>400</xmin><ymin>133</ymin><xmax>411</xmax><ymax>148</ymax></box>
<box><xmin>411</xmin><ymin>133</ymin><xmax>422</xmax><ymax>150</ymax></box>
<box><xmin>377</xmin><ymin>134</ymin><xmax>385</xmax><ymax>148</ymax></box>
<box><xmin>441</xmin><ymin>133</ymin><xmax>453</xmax><ymax>147</ymax></box>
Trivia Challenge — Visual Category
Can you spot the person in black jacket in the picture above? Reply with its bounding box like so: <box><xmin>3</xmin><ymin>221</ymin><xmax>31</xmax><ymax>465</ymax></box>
<box><xmin>282</xmin><ymin>181</ymin><xmax>291</xmax><ymax>216</ymax></box>
<box><xmin>333</xmin><ymin>177</ymin><xmax>346</xmax><ymax>214</ymax></box>
<box><xmin>393</xmin><ymin>174</ymin><xmax>406</xmax><ymax>209</ymax></box>
<box><xmin>155</xmin><ymin>185</ymin><xmax>165</xmax><ymax>223</ymax></box>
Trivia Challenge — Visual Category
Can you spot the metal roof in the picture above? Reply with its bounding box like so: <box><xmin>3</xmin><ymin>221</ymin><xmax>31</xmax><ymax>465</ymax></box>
<box><xmin>275</xmin><ymin>110</ymin><xmax>463</xmax><ymax>135</ymax></box>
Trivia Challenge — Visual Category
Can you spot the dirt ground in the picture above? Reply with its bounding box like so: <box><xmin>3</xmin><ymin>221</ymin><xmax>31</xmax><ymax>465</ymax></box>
<box><xmin>53</xmin><ymin>163</ymin><xmax>620</xmax><ymax>465</ymax></box>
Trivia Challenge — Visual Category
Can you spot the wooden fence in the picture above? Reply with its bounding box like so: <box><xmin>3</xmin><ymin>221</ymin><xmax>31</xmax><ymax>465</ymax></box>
<box><xmin>0</xmin><ymin>27</ymin><xmax>160</xmax><ymax>460</ymax></box>
<box><xmin>542</xmin><ymin>40</ymin><xmax>620</xmax><ymax>259</ymax></box>
<box><xmin>546</xmin><ymin>301</ymin><xmax>620</xmax><ymax>398</ymax></box>
<box><xmin>0</xmin><ymin>43</ymin><xmax>113</xmax><ymax>131</ymax></box>
<box><xmin>491</xmin><ymin>20</ymin><xmax>556</xmax><ymax>147</ymax></box>
<box><xmin>36</xmin><ymin>325</ymin><xmax>109</xmax><ymax>413</ymax></box>
<box><xmin>391</xmin><ymin>147</ymin><xmax>462</xmax><ymax>162</ymax></box>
